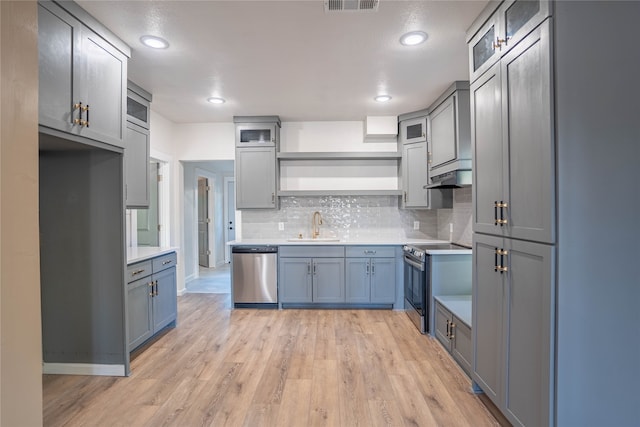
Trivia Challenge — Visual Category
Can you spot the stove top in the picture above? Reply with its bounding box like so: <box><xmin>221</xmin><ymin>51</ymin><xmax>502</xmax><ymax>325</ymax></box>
<box><xmin>402</xmin><ymin>243</ymin><xmax>471</xmax><ymax>261</ymax></box>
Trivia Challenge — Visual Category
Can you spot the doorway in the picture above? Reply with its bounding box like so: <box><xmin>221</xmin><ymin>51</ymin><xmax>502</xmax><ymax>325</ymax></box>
<box><xmin>137</xmin><ymin>161</ymin><xmax>160</xmax><ymax>246</ymax></box>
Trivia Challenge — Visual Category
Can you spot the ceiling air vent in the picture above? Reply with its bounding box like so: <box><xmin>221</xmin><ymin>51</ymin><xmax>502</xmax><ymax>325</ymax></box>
<box><xmin>324</xmin><ymin>0</ymin><xmax>379</xmax><ymax>13</ymax></box>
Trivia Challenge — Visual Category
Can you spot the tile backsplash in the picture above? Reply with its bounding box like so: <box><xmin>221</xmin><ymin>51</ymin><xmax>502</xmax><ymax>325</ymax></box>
<box><xmin>437</xmin><ymin>187</ymin><xmax>473</xmax><ymax>246</ymax></box>
<box><xmin>241</xmin><ymin>196</ymin><xmax>439</xmax><ymax>240</ymax></box>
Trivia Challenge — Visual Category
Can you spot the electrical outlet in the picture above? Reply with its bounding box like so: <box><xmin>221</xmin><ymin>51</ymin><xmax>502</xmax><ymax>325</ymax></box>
<box><xmin>278</xmin><ymin>222</ymin><xmax>284</xmax><ymax>231</ymax></box>
<box><xmin>413</xmin><ymin>221</ymin><xmax>420</xmax><ymax>230</ymax></box>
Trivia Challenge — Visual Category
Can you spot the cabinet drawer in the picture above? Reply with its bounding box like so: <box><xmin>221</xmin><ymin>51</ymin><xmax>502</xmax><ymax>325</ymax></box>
<box><xmin>127</xmin><ymin>260</ymin><xmax>152</xmax><ymax>283</ymax></box>
<box><xmin>345</xmin><ymin>246</ymin><xmax>396</xmax><ymax>258</ymax></box>
<box><xmin>152</xmin><ymin>252</ymin><xmax>177</xmax><ymax>273</ymax></box>
<box><xmin>279</xmin><ymin>245</ymin><xmax>344</xmax><ymax>258</ymax></box>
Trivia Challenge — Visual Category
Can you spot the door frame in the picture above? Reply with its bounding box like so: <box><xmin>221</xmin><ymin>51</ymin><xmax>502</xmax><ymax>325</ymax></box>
<box><xmin>223</xmin><ymin>176</ymin><xmax>236</xmax><ymax>263</ymax></box>
<box><xmin>195</xmin><ymin>168</ymin><xmax>216</xmax><ymax>270</ymax></box>
<box><xmin>150</xmin><ymin>149</ymin><xmax>171</xmax><ymax>247</ymax></box>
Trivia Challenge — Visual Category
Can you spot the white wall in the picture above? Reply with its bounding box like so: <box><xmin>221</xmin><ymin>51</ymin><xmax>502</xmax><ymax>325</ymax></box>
<box><xmin>173</xmin><ymin>122</ymin><xmax>235</xmax><ymax>161</ymax></box>
<box><xmin>0</xmin><ymin>2</ymin><xmax>43</xmax><ymax>425</ymax></box>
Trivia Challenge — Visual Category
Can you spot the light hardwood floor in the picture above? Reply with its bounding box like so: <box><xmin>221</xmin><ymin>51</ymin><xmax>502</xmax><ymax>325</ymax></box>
<box><xmin>43</xmin><ymin>294</ymin><xmax>502</xmax><ymax>426</ymax></box>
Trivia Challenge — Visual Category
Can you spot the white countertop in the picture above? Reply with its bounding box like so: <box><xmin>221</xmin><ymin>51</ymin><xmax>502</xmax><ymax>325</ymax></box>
<box><xmin>227</xmin><ymin>238</ymin><xmax>450</xmax><ymax>246</ymax></box>
<box><xmin>127</xmin><ymin>246</ymin><xmax>178</xmax><ymax>264</ymax></box>
<box><xmin>435</xmin><ymin>295</ymin><xmax>472</xmax><ymax>327</ymax></box>
<box><xmin>425</xmin><ymin>247</ymin><xmax>472</xmax><ymax>255</ymax></box>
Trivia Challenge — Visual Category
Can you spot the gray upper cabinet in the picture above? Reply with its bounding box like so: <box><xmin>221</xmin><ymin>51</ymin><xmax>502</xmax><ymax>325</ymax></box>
<box><xmin>427</xmin><ymin>82</ymin><xmax>472</xmax><ymax>176</ymax></box>
<box><xmin>125</xmin><ymin>83</ymin><xmax>152</xmax><ymax>209</ymax></box>
<box><xmin>473</xmin><ymin>233</ymin><xmax>553</xmax><ymax>427</ymax></box>
<box><xmin>38</xmin><ymin>1</ymin><xmax>128</xmax><ymax>148</ymax></box>
<box><xmin>468</xmin><ymin>0</ymin><xmax>550</xmax><ymax>84</ymax></box>
<box><xmin>234</xmin><ymin>116</ymin><xmax>280</xmax><ymax>209</ymax></box>
<box><xmin>124</xmin><ymin>122</ymin><xmax>150</xmax><ymax>208</ymax></box>
<box><xmin>471</xmin><ymin>21</ymin><xmax>554</xmax><ymax>244</ymax></box>
<box><xmin>401</xmin><ymin>141</ymin><xmax>452</xmax><ymax>209</ymax></box>
<box><xmin>399</xmin><ymin>116</ymin><xmax>427</xmax><ymax>144</ymax></box>
<box><xmin>235</xmin><ymin>147</ymin><xmax>277</xmax><ymax>209</ymax></box>
<box><xmin>401</xmin><ymin>141</ymin><xmax>429</xmax><ymax>208</ymax></box>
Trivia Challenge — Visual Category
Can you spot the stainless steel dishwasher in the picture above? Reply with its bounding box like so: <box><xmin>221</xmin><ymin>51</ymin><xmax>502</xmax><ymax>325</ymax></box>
<box><xmin>231</xmin><ymin>246</ymin><xmax>278</xmax><ymax>308</ymax></box>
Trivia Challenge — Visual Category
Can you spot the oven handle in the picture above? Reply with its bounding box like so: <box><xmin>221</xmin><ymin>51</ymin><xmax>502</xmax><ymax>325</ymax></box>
<box><xmin>403</xmin><ymin>255</ymin><xmax>425</xmax><ymax>271</ymax></box>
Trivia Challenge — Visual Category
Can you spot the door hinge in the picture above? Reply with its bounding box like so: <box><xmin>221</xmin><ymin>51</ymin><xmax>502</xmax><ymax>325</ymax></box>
<box><xmin>157</xmin><ymin>224</ymin><xmax>162</xmax><ymax>231</ymax></box>
<box><xmin>206</xmin><ymin>185</ymin><xmax>211</xmax><ymax>191</ymax></box>
<box><xmin>157</xmin><ymin>174</ymin><xmax>163</xmax><ymax>182</ymax></box>
<box><xmin>206</xmin><ymin>218</ymin><xmax>211</xmax><ymax>223</ymax></box>
<box><xmin>206</xmin><ymin>250</ymin><xmax>211</xmax><ymax>256</ymax></box>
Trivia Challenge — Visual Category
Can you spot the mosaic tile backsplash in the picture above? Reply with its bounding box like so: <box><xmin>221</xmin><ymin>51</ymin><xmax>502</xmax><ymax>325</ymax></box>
<box><xmin>240</xmin><ymin>196</ymin><xmax>439</xmax><ymax>241</ymax></box>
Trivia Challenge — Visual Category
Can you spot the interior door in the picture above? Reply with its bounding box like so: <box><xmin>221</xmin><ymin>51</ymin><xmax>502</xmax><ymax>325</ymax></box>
<box><xmin>137</xmin><ymin>162</ymin><xmax>159</xmax><ymax>246</ymax></box>
<box><xmin>198</xmin><ymin>177</ymin><xmax>210</xmax><ymax>267</ymax></box>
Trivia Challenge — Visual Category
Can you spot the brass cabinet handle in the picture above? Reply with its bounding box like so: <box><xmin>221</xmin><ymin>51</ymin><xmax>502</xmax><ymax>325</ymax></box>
<box><xmin>132</xmin><ymin>269</ymin><xmax>145</xmax><ymax>276</ymax></box>
<box><xmin>492</xmin><ymin>37</ymin><xmax>506</xmax><ymax>50</ymax></box>
<box><xmin>446</xmin><ymin>319</ymin><xmax>450</xmax><ymax>337</ymax></box>
<box><xmin>83</xmin><ymin>104</ymin><xmax>90</xmax><ymax>128</ymax></box>
<box><xmin>496</xmin><ymin>266</ymin><xmax>508</xmax><ymax>273</ymax></box>
<box><xmin>449</xmin><ymin>323</ymin><xmax>455</xmax><ymax>340</ymax></box>
<box><xmin>154</xmin><ymin>280</ymin><xmax>159</xmax><ymax>296</ymax></box>
<box><xmin>148</xmin><ymin>281</ymin><xmax>154</xmax><ymax>296</ymax></box>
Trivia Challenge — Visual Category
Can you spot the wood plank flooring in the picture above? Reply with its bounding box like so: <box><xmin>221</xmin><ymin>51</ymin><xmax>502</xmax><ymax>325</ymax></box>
<box><xmin>43</xmin><ymin>294</ymin><xmax>502</xmax><ymax>426</ymax></box>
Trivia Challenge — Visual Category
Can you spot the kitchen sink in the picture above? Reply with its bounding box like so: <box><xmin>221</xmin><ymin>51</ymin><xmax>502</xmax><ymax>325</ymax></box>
<box><xmin>286</xmin><ymin>238</ymin><xmax>340</xmax><ymax>242</ymax></box>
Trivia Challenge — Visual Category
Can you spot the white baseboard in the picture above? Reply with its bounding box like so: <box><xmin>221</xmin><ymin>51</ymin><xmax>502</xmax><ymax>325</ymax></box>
<box><xmin>43</xmin><ymin>362</ymin><xmax>126</xmax><ymax>376</ymax></box>
<box><xmin>177</xmin><ymin>287</ymin><xmax>187</xmax><ymax>296</ymax></box>
<box><xmin>185</xmin><ymin>273</ymin><xmax>196</xmax><ymax>283</ymax></box>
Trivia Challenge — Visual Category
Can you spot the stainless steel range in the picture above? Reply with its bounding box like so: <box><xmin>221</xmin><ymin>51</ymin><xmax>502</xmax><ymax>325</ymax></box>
<box><xmin>403</xmin><ymin>243</ymin><xmax>470</xmax><ymax>333</ymax></box>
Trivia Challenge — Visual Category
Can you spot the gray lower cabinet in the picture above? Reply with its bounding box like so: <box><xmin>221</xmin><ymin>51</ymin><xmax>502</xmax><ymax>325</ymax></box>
<box><xmin>279</xmin><ymin>246</ymin><xmax>345</xmax><ymax>304</ymax></box>
<box><xmin>345</xmin><ymin>246</ymin><xmax>396</xmax><ymax>304</ymax></box>
<box><xmin>235</xmin><ymin>147</ymin><xmax>277</xmax><ymax>209</ymax></box>
<box><xmin>434</xmin><ymin>298</ymin><xmax>472</xmax><ymax>377</ymax></box>
<box><xmin>124</xmin><ymin>122</ymin><xmax>150</xmax><ymax>208</ymax></box>
<box><xmin>127</xmin><ymin>252</ymin><xmax>177</xmax><ymax>351</ymax></box>
<box><xmin>38</xmin><ymin>1</ymin><xmax>128</xmax><ymax>148</ymax></box>
<box><xmin>473</xmin><ymin>233</ymin><xmax>553</xmax><ymax>427</ymax></box>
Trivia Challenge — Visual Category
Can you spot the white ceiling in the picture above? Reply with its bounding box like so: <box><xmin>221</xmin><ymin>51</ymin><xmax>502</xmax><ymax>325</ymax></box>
<box><xmin>77</xmin><ymin>0</ymin><xmax>487</xmax><ymax>123</ymax></box>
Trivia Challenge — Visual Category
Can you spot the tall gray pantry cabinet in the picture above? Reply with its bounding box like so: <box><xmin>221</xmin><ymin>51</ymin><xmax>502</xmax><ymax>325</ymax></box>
<box><xmin>468</xmin><ymin>1</ymin><xmax>640</xmax><ymax>426</ymax></box>
<box><xmin>38</xmin><ymin>0</ymin><xmax>132</xmax><ymax>375</ymax></box>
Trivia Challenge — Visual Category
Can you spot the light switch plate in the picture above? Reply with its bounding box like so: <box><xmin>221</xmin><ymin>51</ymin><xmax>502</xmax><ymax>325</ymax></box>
<box><xmin>278</xmin><ymin>222</ymin><xmax>284</xmax><ymax>231</ymax></box>
<box><xmin>413</xmin><ymin>221</ymin><xmax>420</xmax><ymax>230</ymax></box>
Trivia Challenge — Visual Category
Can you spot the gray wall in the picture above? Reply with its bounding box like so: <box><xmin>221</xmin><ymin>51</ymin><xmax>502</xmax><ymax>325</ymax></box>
<box><xmin>183</xmin><ymin>160</ymin><xmax>233</xmax><ymax>280</ymax></box>
<box><xmin>554</xmin><ymin>2</ymin><xmax>640</xmax><ymax>425</ymax></box>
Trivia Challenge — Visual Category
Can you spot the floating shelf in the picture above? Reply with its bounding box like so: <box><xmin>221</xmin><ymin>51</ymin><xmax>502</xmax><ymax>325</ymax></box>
<box><xmin>278</xmin><ymin>189</ymin><xmax>402</xmax><ymax>197</ymax></box>
<box><xmin>277</xmin><ymin>151</ymin><xmax>402</xmax><ymax>160</ymax></box>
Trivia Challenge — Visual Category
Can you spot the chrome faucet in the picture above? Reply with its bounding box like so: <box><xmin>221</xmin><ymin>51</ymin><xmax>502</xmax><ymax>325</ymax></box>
<box><xmin>312</xmin><ymin>211</ymin><xmax>323</xmax><ymax>239</ymax></box>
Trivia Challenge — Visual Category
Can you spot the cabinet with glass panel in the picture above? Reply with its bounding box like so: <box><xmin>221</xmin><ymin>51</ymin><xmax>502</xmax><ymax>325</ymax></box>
<box><xmin>468</xmin><ymin>0</ymin><xmax>550</xmax><ymax>83</ymax></box>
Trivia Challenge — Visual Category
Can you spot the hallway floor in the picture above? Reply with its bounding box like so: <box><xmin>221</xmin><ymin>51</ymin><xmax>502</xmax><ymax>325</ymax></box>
<box><xmin>186</xmin><ymin>264</ymin><xmax>231</xmax><ymax>294</ymax></box>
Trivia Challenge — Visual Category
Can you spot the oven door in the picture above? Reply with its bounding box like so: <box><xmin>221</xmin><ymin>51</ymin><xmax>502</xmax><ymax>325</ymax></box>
<box><xmin>404</xmin><ymin>254</ymin><xmax>427</xmax><ymax>333</ymax></box>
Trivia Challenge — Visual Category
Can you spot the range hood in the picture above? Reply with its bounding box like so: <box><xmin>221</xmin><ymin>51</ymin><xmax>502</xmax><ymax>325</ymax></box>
<box><xmin>424</xmin><ymin>170</ymin><xmax>472</xmax><ymax>189</ymax></box>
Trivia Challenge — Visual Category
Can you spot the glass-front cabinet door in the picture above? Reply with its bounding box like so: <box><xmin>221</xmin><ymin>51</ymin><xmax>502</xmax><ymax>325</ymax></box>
<box><xmin>500</xmin><ymin>0</ymin><xmax>550</xmax><ymax>55</ymax></box>
<box><xmin>235</xmin><ymin>123</ymin><xmax>277</xmax><ymax>147</ymax></box>
<box><xmin>468</xmin><ymin>12</ymin><xmax>502</xmax><ymax>83</ymax></box>
<box><xmin>400</xmin><ymin>116</ymin><xmax>427</xmax><ymax>144</ymax></box>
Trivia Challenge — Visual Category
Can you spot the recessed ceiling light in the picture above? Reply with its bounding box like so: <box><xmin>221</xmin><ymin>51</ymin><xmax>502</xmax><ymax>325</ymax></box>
<box><xmin>400</xmin><ymin>31</ymin><xmax>428</xmax><ymax>46</ymax></box>
<box><xmin>207</xmin><ymin>97</ymin><xmax>226</xmax><ymax>104</ymax></box>
<box><xmin>140</xmin><ymin>35</ymin><xmax>169</xmax><ymax>49</ymax></box>
<box><xmin>374</xmin><ymin>95</ymin><xmax>392</xmax><ymax>102</ymax></box>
